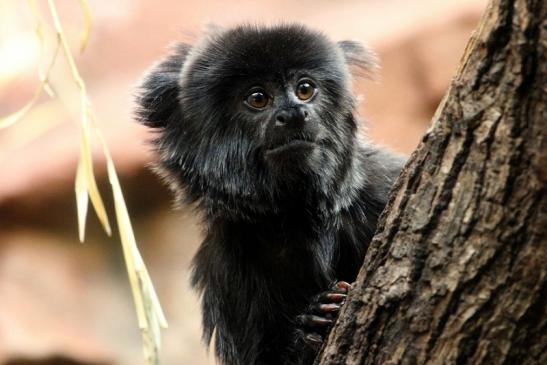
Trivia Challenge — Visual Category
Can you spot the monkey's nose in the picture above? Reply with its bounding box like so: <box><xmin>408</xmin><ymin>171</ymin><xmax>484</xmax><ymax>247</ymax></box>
<box><xmin>275</xmin><ymin>108</ymin><xmax>309</xmax><ymax>127</ymax></box>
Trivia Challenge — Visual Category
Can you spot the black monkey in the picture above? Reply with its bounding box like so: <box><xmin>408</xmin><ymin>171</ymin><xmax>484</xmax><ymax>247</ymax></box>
<box><xmin>136</xmin><ymin>24</ymin><xmax>405</xmax><ymax>365</ymax></box>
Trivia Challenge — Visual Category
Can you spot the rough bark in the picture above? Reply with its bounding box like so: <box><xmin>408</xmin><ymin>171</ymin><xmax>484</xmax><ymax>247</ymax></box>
<box><xmin>316</xmin><ymin>0</ymin><xmax>546</xmax><ymax>364</ymax></box>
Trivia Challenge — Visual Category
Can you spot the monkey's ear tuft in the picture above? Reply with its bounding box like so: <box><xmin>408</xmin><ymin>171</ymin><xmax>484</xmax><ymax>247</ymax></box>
<box><xmin>337</xmin><ymin>40</ymin><xmax>378</xmax><ymax>79</ymax></box>
<box><xmin>135</xmin><ymin>43</ymin><xmax>190</xmax><ymax>129</ymax></box>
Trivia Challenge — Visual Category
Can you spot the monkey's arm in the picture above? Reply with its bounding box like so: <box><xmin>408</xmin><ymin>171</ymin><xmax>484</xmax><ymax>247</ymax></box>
<box><xmin>290</xmin><ymin>145</ymin><xmax>406</xmax><ymax>364</ymax></box>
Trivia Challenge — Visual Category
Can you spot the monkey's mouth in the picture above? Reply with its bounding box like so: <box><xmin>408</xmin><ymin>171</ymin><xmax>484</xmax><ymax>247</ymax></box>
<box><xmin>264</xmin><ymin>134</ymin><xmax>317</xmax><ymax>155</ymax></box>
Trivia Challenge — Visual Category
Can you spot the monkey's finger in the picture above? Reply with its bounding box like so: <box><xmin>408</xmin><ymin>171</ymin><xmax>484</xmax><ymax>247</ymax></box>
<box><xmin>297</xmin><ymin>314</ymin><xmax>334</xmax><ymax>328</ymax></box>
<box><xmin>318</xmin><ymin>303</ymin><xmax>341</xmax><ymax>314</ymax></box>
<box><xmin>302</xmin><ymin>332</ymin><xmax>323</xmax><ymax>350</ymax></box>
<box><xmin>323</xmin><ymin>292</ymin><xmax>347</xmax><ymax>303</ymax></box>
<box><xmin>309</xmin><ymin>302</ymin><xmax>341</xmax><ymax>315</ymax></box>
<box><xmin>334</xmin><ymin>281</ymin><xmax>351</xmax><ymax>292</ymax></box>
<box><xmin>311</xmin><ymin>291</ymin><xmax>346</xmax><ymax>309</ymax></box>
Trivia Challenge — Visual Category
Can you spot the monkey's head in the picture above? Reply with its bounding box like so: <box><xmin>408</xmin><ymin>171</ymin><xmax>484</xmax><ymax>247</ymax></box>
<box><xmin>136</xmin><ymin>24</ymin><xmax>375</xmax><ymax>218</ymax></box>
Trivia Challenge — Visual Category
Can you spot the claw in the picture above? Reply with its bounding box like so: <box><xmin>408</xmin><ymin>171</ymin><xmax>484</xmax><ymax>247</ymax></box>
<box><xmin>303</xmin><ymin>332</ymin><xmax>323</xmax><ymax>350</ymax></box>
<box><xmin>325</xmin><ymin>293</ymin><xmax>346</xmax><ymax>303</ymax></box>
<box><xmin>296</xmin><ymin>280</ymin><xmax>353</xmax><ymax>350</ymax></box>
<box><xmin>334</xmin><ymin>281</ymin><xmax>351</xmax><ymax>292</ymax></box>
<box><xmin>298</xmin><ymin>314</ymin><xmax>334</xmax><ymax>328</ymax></box>
<box><xmin>318</xmin><ymin>303</ymin><xmax>340</xmax><ymax>313</ymax></box>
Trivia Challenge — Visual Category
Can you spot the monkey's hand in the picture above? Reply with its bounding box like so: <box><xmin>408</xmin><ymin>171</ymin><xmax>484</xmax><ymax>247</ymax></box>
<box><xmin>295</xmin><ymin>281</ymin><xmax>351</xmax><ymax>352</ymax></box>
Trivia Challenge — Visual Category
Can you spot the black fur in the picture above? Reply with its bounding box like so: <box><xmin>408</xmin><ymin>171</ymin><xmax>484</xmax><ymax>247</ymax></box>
<box><xmin>136</xmin><ymin>24</ymin><xmax>405</xmax><ymax>365</ymax></box>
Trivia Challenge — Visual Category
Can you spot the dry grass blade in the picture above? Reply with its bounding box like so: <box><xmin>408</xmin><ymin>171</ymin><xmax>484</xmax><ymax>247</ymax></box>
<box><xmin>48</xmin><ymin>0</ymin><xmax>85</xmax><ymax>94</ymax></box>
<box><xmin>77</xmin><ymin>109</ymin><xmax>112</xmax><ymax>239</ymax></box>
<box><xmin>3</xmin><ymin>2</ymin><xmax>168</xmax><ymax>363</ymax></box>
<box><xmin>78</xmin><ymin>0</ymin><xmax>92</xmax><ymax>53</ymax></box>
<box><xmin>0</xmin><ymin>86</ymin><xmax>43</xmax><ymax>129</ymax></box>
<box><xmin>49</xmin><ymin>2</ymin><xmax>168</xmax><ymax>363</ymax></box>
<box><xmin>29</xmin><ymin>0</ymin><xmax>57</xmax><ymax>97</ymax></box>
<box><xmin>99</xmin><ymin>131</ymin><xmax>168</xmax><ymax>326</ymax></box>
<box><xmin>104</xmin><ymin>151</ymin><xmax>168</xmax><ymax>365</ymax></box>
<box><xmin>0</xmin><ymin>0</ymin><xmax>59</xmax><ymax>129</ymax></box>
<box><xmin>48</xmin><ymin>0</ymin><xmax>111</xmax><ymax>238</ymax></box>
<box><xmin>209</xmin><ymin>327</ymin><xmax>218</xmax><ymax>363</ymax></box>
<box><xmin>140</xmin><ymin>272</ymin><xmax>164</xmax><ymax>365</ymax></box>
<box><xmin>75</xmin><ymin>158</ymin><xmax>90</xmax><ymax>242</ymax></box>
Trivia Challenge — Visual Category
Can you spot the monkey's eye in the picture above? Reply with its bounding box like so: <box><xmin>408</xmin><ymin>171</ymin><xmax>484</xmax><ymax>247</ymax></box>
<box><xmin>245</xmin><ymin>90</ymin><xmax>269</xmax><ymax>109</ymax></box>
<box><xmin>295</xmin><ymin>80</ymin><xmax>316</xmax><ymax>101</ymax></box>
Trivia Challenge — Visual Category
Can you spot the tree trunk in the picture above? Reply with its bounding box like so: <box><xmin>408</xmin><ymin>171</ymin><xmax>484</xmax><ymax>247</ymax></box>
<box><xmin>316</xmin><ymin>0</ymin><xmax>546</xmax><ymax>364</ymax></box>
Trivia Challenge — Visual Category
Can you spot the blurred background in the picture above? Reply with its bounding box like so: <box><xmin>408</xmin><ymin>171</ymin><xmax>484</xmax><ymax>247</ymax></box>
<box><xmin>0</xmin><ymin>1</ymin><xmax>487</xmax><ymax>364</ymax></box>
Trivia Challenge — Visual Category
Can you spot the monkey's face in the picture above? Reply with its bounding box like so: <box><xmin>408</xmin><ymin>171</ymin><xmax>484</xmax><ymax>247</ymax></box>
<box><xmin>137</xmin><ymin>25</ymin><xmax>373</xmax><ymax>214</ymax></box>
<box><xmin>241</xmin><ymin>76</ymin><xmax>323</xmax><ymax>163</ymax></box>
